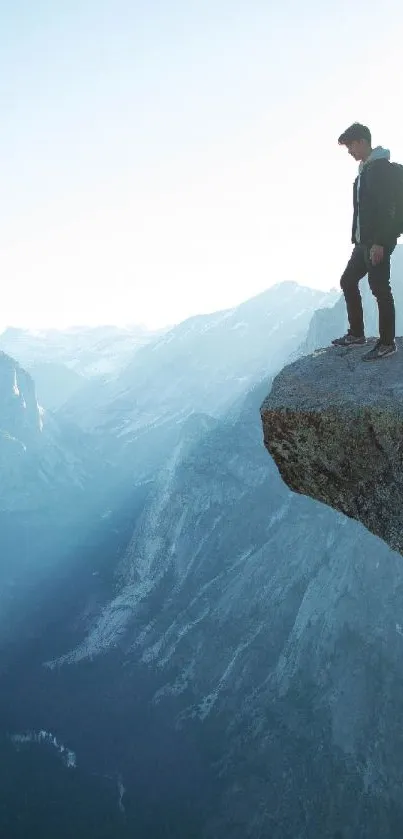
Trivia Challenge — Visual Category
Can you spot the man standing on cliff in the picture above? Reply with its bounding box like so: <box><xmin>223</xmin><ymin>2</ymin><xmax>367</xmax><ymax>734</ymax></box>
<box><xmin>332</xmin><ymin>122</ymin><xmax>397</xmax><ymax>360</ymax></box>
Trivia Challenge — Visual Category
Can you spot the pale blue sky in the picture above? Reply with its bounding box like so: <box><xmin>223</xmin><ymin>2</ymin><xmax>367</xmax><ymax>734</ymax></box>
<box><xmin>1</xmin><ymin>0</ymin><xmax>403</xmax><ymax>329</ymax></box>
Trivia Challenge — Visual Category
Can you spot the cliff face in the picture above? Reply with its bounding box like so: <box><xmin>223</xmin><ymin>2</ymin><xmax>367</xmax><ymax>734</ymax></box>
<box><xmin>261</xmin><ymin>338</ymin><xmax>403</xmax><ymax>555</ymax></box>
<box><xmin>6</xmin><ymin>321</ymin><xmax>403</xmax><ymax>835</ymax></box>
<box><xmin>0</xmin><ymin>350</ymin><xmax>43</xmax><ymax>441</ymax></box>
<box><xmin>13</xmin><ymin>378</ymin><xmax>403</xmax><ymax>838</ymax></box>
<box><xmin>0</xmin><ymin>351</ymin><xmax>89</xmax><ymax>512</ymax></box>
<box><xmin>0</xmin><ymin>351</ymin><xmax>45</xmax><ymax>510</ymax></box>
<box><xmin>0</xmin><ymin>351</ymin><xmax>116</xmax><ymax>651</ymax></box>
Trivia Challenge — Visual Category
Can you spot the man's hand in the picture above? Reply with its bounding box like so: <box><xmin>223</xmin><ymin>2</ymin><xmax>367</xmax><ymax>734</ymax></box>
<box><xmin>370</xmin><ymin>244</ymin><xmax>384</xmax><ymax>266</ymax></box>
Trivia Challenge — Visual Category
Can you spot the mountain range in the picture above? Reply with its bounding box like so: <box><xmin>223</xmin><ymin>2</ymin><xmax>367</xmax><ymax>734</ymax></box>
<box><xmin>0</xmin><ymin>323</ymin><xmax>163</xmax><ymax>410</ymax></box>
<box><xmin>1</xmin><ymin>259</ymin><xmax>403</xmax><ymax>838</ymax></box>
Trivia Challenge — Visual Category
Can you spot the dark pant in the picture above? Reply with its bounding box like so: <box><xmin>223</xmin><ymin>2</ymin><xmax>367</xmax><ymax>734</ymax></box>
<box><xmin>340</xmin><ymin>244</ymin><xmax>396</xmax><ymax>344</ymax></box>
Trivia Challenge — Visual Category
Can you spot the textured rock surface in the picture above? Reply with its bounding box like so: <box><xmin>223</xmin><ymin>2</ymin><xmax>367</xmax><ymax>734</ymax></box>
<box><xmin>6</xmin><ymin>311</ymin><xmax>403</xmax><ymax>836</ymax></box>
<box><xmin>12</xmin><ymin>379</ymin><xmax>403</xmax><ymax>838</ymax></box>
<box><xmin>0</xmin><ymin>350</ymin><xmax>118</xmax><ymax>650</ymax></box>
<box><xmin>261</xmin><ymin>338</ymin><xmax>403</xmax><ymax>555</ymax></box>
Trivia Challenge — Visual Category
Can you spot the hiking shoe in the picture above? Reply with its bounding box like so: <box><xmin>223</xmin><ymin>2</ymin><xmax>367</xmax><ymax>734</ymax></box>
<box><xmin>362</xmin><ymin>340</ymin><xmax>397</xmax><ymax>361</ymax></box>
<box><xmin>332</xmin><ymin>331</ymin><xmax>366</xmax><ymax>347</ymax></box>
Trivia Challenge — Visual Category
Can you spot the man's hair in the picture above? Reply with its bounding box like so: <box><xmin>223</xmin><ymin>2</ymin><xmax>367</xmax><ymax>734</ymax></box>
<box><xmin>338</xmin><ymin>122</ymin><xmax>371</xmax><ymax>146</ymax></box>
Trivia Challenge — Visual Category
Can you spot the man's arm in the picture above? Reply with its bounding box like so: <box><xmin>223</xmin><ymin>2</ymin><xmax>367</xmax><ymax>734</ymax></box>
<box><xmin>367</xmin><ymin>160</ymin><xmax>396</xmax><ymax>249</ymax></box>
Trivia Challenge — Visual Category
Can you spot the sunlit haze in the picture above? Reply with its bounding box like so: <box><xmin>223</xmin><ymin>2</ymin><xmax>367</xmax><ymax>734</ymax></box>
<box><xmin>1</xmin><ymin>0</ymin><xmax>403</xmax><ymax>330</ymax></box>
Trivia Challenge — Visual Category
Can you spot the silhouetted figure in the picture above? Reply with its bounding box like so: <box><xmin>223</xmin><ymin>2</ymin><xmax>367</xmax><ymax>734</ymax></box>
<box><xmin>332</xmin><ymin>122</ymin><xmax>399</xmax><ymax>361</ymax></box>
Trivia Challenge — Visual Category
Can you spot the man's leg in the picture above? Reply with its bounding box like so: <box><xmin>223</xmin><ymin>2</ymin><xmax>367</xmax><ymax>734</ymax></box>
<box><xmin>366</xmin><ymin>247</ymin><xmax>396</xmax><ymax>345</ymax></box>
<box><xmin>339</xmin><ymin>246</ymin><xmax>368</xmax><ymax>336</ymax></box>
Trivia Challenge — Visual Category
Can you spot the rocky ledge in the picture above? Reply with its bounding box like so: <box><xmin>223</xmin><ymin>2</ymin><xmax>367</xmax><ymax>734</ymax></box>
<box><xmin>260</xmin><ymin>338</ymin><xmax>403</xmax><ymax>555</ymax></box>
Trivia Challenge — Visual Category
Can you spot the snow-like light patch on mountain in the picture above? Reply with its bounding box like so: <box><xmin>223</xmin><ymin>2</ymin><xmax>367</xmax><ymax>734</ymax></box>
<box><xmin>45</xmin><ymin>579</ymin><xmax>157</xmax><ymax>666</ymax></box>
<box><xmin>12</xmin><ymin>370</ymin><xmax>20</xmax><ymax>396</ymax></box>
<box><xmin>267</xmin><ymin>496</ymin><xmax>293</xmax><ymax>530</ymax></box>
<box><xmin>37</xmin><ymin>403</ymin><xmax>45</xmax><ymax>431</ymax></box>
<box><xmin>153</xmin><ymin>660</ymin><xmax>196</xmax><ymax>704</ymax></box>
<box><xmin>1</xmin><ymin>430</ymin><xmax>27</xmax><ymax>452</ymax></box>
<box><xmin>194</xmin><ymin>623</ymin><xmax>265</xmax><ymax>721</ymax></box>
<box><xmin>137</xmin><ymin>544</ymin><xmax>259</xmax><ymax>685</ymax></box>
<box><xmin>143</xmin><ymin>606</ymin><xmax>211</xmax><ymax>669</ymax></box>
<box><xmin>10</xmin><ymin>730</ymin><xmax>77</xmax><ymax>768</ymax></box>
<box><xmin>118</xmin><ymin>775</ymin><xmax>126</xmax><ymax>814</ymax></box>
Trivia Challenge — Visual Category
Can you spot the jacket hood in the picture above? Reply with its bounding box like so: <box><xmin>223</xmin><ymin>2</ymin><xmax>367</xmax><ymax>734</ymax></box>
<box><xmin>359</xmin><ymin>145</ymin><xmax>390</xmax><ymax>173</ymax></box>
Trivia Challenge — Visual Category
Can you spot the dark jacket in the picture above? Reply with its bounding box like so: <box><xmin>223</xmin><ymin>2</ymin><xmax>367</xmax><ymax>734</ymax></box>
<box><xmin>352</xmin><ymin>158</ymin><xmax>397</xmax><ymax>249</ymax></box>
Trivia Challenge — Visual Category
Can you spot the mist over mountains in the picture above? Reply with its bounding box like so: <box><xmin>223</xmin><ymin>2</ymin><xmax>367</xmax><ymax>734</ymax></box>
<box><xmin>2</xmin><ymin>264</ymin><xmax>403</xmax><ymax>838</ymax></box>
<box><xmin>0</xmin><ymin>324</ymin><xmax>163</xmax><ymax>411</ymax></box>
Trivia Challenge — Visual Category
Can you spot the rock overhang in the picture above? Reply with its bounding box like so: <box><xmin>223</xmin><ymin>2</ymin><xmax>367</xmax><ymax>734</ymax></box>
<box><xmin>260</xmin><ymin>339</ymin><xmax>403</xmax><ymax>555</ymax></box>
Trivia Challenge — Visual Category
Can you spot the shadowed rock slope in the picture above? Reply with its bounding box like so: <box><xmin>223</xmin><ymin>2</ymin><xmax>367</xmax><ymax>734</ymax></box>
<box><xmin>261</xmin><ymin>338</ymin><xmax>403</xmax><ymax>555</ymax></box>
